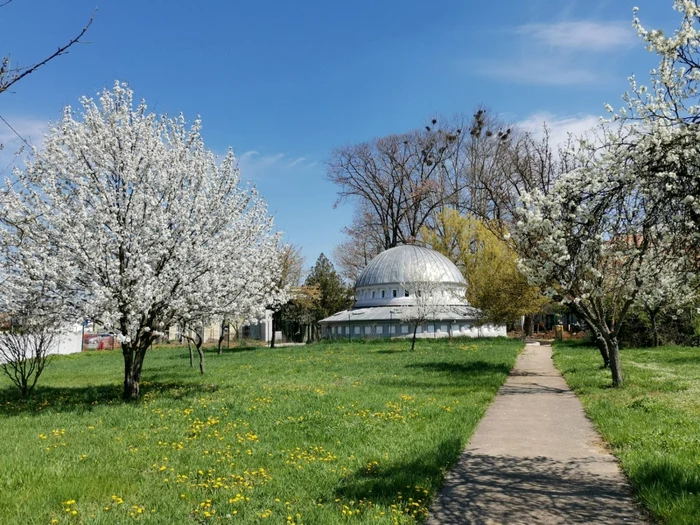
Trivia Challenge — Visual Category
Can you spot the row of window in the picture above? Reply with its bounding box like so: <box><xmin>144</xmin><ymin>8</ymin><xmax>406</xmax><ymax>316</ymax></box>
<box><xmin>329</xmin><ymin>324</ymin><xmax>472</xmax><ymax>335</ymax></box>
<box><xmin>358</xmin><ymin>288</ymin><xmax>409</xmax><ymax>300</ymax></box>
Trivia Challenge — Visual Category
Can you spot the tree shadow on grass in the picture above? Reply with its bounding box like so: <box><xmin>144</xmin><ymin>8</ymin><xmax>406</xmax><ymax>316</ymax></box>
<box><xmin>335</xmin><ymin>438</ymin><xmax>463</xmax><ymax>508</ymax></box>
<box><xmin>0</xmin><ymin>380</ymin><xmax>206</xmax><ymax>417</ymax></box>
<box><xmin>380</xmin><ymin>361</ymin><xmax>512</xmax><ymax>390</ymax></box>
<box><xmin>405</xmin><ymin>361</ymin><xmax>512</xmax><ymax>376</ymax></box>
<box><xmin>220</xmin><ymin>345</ymin><xmax>262</xmax><ymax>354</ymax></box>
<box><xmin>665</xmin><ymin>354</ymin><xmax>700</xmax><ymax>366</ymax></box>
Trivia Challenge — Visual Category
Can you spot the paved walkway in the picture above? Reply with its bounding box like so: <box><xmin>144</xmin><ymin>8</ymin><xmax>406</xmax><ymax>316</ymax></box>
<box><xmin>428</xmin><ymin>343</ymin><xmax>647</xmax><ymax>525</ymax></box>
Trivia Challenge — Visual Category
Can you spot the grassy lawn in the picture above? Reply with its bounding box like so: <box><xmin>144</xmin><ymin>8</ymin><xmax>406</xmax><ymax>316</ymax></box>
<box><xmin>553</xmin><ymin>341</ymin><xmax>700</xmax><ymax>525</ymax></box>
<box><xmin>0</xmin><ymin>337</ymin><xmax>520</xmax><ymax>525</ymax></box>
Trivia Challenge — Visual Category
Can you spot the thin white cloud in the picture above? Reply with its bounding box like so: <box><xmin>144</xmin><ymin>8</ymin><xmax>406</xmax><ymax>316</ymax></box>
<box><xmin>475</xmin><ymin>19</ymin><xmax>635</xmax><ymax>86</ymax></box>
<box><xmin>517</xmin><ymin>21</ymin><xmax>636</xmax><ymax>52</ymax></box>
<box><xmin>517</xmin><ymin>111</ymin><xmax>600</xmax><ymax>147</ymax></box>
<box><xmin>286</xmin><ymin>157</ymin><xmax>306</xmax><ymax>168</ymax></box>
<box><xmin>237</xmin><ymin>150</ymin><xmax>312</xmax><ymax>180</ymax></box>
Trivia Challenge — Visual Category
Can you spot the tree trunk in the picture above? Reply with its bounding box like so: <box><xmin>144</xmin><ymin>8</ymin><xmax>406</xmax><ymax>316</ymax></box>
<box><xmin>592</xmin><ymin>329</ymin><xmax>610</xmax><ymax>368</ymax></box>
<box><xmin>217</xmin><ymin>320</ymin><xmax>226</xmax><ymax>355</ymax></box>
<box><xmin>122</xmin><ymin>342</ymin><xmax>147</xmax><ymax>401</ymax></box>
<box><xmin>606</xmin><ymin>335</ymin><xmax>623</xmax><ymax>387</ymax></box>
<box><xmin>197</xmin><ymin>342</ymin><xmax>205</xmax><ymax>374</ymax></box>
<box><xmin>411</xmin><ymin>324</ymin><xmax>418</xmax><ymax>351</ymax></box>
<box><xmin>525</xmin><ymin>315</ymin><xmax>533</xmax><ymax>337</ymax></box>
<box><xmin>187</xmin><ymin>339</ymin><xmax>194</xmax><ymax>368</ymax></box>
<box><xmin>270</xmin><ymin>315</ymin><xmax>276</xmax><ymax>348</ymax></box>
<box><xmin>650</xmin><ymin>310</ymin><xmax>659</xmax><ymax>347</ymax></box>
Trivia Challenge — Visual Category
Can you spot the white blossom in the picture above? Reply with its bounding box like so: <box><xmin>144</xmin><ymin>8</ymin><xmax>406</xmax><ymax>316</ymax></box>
<box><xmin>0</xmin><ymin>82</ymin><xmax>286</xmax><ymax>398</ymax></box>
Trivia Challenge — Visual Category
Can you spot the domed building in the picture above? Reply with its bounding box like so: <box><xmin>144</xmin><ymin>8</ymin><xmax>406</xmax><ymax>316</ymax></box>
<box><xmin>319</xmin><ymin>245</ymin><xmax>506</xmax><ymax>339</ymax></box>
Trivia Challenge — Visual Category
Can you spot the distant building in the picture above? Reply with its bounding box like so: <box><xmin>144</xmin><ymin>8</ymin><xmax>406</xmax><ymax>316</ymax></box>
<box><xmin>167</xmin><ymin>310</ymin><xmax>274</xmax><ymax>345</ymax></box>
<box><xmin>319</xmin><ymin>245</ymin><xmax>507</xmax><ymax>339</ymax></box>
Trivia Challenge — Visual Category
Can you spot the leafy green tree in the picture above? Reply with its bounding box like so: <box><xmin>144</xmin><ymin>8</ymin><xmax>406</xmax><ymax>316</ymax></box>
<box><xmin>421</xmin><ymin>209</ymin><xmax>547</xmax><ymax>326</ymax></box>
<box><xmin>304</xmin><ymin>254</ymin><xmax>353</xmax><ymax>326</ymax></box>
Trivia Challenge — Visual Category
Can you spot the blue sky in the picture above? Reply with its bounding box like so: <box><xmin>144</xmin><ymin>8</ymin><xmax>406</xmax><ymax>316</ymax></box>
<box><xmin>0</xmin><ymin>0</ymin><xmax>681</xmax><ymax>272</ymax></box>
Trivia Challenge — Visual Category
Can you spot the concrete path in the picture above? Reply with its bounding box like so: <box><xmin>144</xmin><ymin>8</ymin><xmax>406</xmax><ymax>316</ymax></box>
<box><xmin>428</xmin><ymin>343</ymin><xmax>647</xmax><ymax>525</ymax></box>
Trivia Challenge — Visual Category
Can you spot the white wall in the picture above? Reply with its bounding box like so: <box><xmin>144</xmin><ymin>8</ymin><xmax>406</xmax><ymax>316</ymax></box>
<box><xmin>52</xmin><ymin>324</ymin><xmax>83</xmax><ymax>355</ymax></box>
<box><xmin>0</xmin><ymin>324</ymin><xmax>83</xmax><ymax>364</ymax></box>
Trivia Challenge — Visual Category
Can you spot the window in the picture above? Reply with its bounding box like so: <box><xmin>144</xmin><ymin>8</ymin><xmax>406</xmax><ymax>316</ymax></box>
<box><xmin>364</xmin><ymin>326</ymin><xmax>371</xmax><ymax>335</ymax></box>
<box><xmin>441</xmin><ymin>324</ymin><xmax>448</xmax><ymax>333</ymax></box>
<box><xmin>416</xmin><ymin>325</ymin><xmax>422</xmax><ymax>334</ymax></box>
<box><xmin>389</xmin><ymin>325</ymin><xmax>396</xmax><ymax>334</ymax></box>
<box><xmin>404</xmin><ymin>290</ymin><xmax>410</xmax><ymax>297</ymax></box>
<box><xmin>354</xmin><ymin>326</ymin><xmax>360</xmax><ymax>335</ymax></box>
<box><xmin>371</xmin><ymin>290</ymin><xmax>376</xmax><ymax>299</ymax></box>
<box><xmin>392</xmin><ymin>289</ymin><xmax>397</xmax><ymax>298</ymax></box>
<box><xmin>376</xmin><ymin>325</ymin><xmax>383</xmax><ymax>334</ymax></box>
<box><xmin>427</xmin><ymin>324</ymin><xmax>435</xmax><ymax>334</ymax></box>
<box><xmin>345</xmin><ymin>326</ymin><xmax>349</xmax><ymax>334</ymax></box>
<box><xmin>401</xmin><ymin>325</ymin><xmax>409</xmax><ymax>334</ymax></box>
<box><xmin>381</xmin><ymin>290</ymin><xmax>385</xmax><ymax>298</ymax></box>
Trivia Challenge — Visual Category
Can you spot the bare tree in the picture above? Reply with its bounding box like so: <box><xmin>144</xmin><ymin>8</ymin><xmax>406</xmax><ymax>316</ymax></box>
<box><xmin>399</xmin><ymin>267</ymin><xmax>461</xmax><ymax>351</ymax></box>
<box><xmin>471</xmin><ymin>125</ymin><xmax>582</xmax><ymax>229</ymax></box>
<box><xmin>0</xmin><ymin>318</ymin><xmax>57</xmax><ymax>397</ymax></box>
<box><xmin>327</xmin><ymin>109</ymin><xmax>559</xmax><ymax>259</ymax></box>
<box><xmin>327</xmin><ymin>117</ymin><xmax>469</xmax><ymax>250</ymax></box>
<box><xmin>332</xmin><ymin>204</ymin><xmax>384</xmax><ymax>282</ymax></box>
<box><xmin>181</xmin><ymin>324</ymin><xmax>205</xmax><ymax>374</ymax></box>
<box><xmin>0</xmin><ymin>3</ymin><xmax>94</xmax><ymax>96</ymax></box>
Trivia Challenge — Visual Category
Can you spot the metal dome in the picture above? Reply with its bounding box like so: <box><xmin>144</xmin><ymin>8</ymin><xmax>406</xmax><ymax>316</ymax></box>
<box><xmin>355</xmin><ymin>245</ymin><xmax>466</xmax><ymax>288</ymax></box>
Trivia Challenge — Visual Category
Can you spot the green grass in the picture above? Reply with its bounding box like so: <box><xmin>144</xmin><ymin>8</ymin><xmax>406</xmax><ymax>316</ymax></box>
<box><xmin>0</xmin><ymin>337</ymin><xmax>521</xmax><ymax>525</ymax></box>
<box><xmin>553</xmin><ymin>340</ymin><xmax>700</xmax><ymax>525</ymax></box>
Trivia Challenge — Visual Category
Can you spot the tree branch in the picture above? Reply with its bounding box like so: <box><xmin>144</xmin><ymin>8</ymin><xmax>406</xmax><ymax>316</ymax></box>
<box><xmin>0</xmin><ymin>10</ymin><xmax>95</xmax><ymax>95</ymax></box>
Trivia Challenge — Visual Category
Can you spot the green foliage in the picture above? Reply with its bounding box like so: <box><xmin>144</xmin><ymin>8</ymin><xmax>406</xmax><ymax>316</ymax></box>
<box><xmin>304</xmin><ymin>254</ymin><xmax>353</xmax><ymax>321</ymax></box>
<box><xmin>421</xmin><ymin>210</ymin><xmax>547</xmax><ymax>324</ymax></box>
<box><xmin>618</xmin><ymin>306</ymin><xmax>700</xmax><ymax>348</ymax></box>
<box><xmin>0</xmin><ymin>338</ymin><xmax>520</xmax><ymax>524</ymax></box>
<box><xmin>553</xmin><ymin>342</ymin><xmax>700</xmax><ymax>524</ymax></box>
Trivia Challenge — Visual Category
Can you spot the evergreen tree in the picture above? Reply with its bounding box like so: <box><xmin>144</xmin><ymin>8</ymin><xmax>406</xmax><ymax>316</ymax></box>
<box><xmin>304</xmin><ymin>254</ymin><xmax>353</xmax><ymax>321</ymax></box>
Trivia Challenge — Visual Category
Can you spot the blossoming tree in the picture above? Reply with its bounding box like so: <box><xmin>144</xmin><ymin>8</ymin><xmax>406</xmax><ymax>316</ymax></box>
<box><xmin>623</xmin><ymin>2</ymin><xmax>700</xmax><ymax>256</ymax></box>
<box><xmin>1</xmin><ymin>82</ymin><xmax>285</xmax><ymax>399</ymax></box>
<box><xmin>513</xmin><ymin>137</ymin><xmax>672</xmax><ymax>386</ymax></box>
<box><xmin>178</xmin><ymin>236</ymin><xmax>288</xmax><ymax>373</ymax></box>
<box><xmin>515</xmin><ymin>0</ymin><xmax>700</xmax><ymax>387</ymax></box>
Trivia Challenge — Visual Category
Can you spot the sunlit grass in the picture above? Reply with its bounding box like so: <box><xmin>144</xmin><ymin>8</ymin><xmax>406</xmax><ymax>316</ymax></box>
<box><xmin>554</xmin><ymin>341</ymin><xmax>700</xmax><ymax>525</ymax></box>
<box><xmin>0</xmin><ymin>337</ymin><xmax>520</xmax><ymax>524</ymax></box>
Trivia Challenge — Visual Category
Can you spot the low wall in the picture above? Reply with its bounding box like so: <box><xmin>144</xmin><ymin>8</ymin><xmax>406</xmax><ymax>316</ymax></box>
<box><xmin>0</xmin><ymin>324</ymin><xmax>83</xmax><ymax>364</ymax></box>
